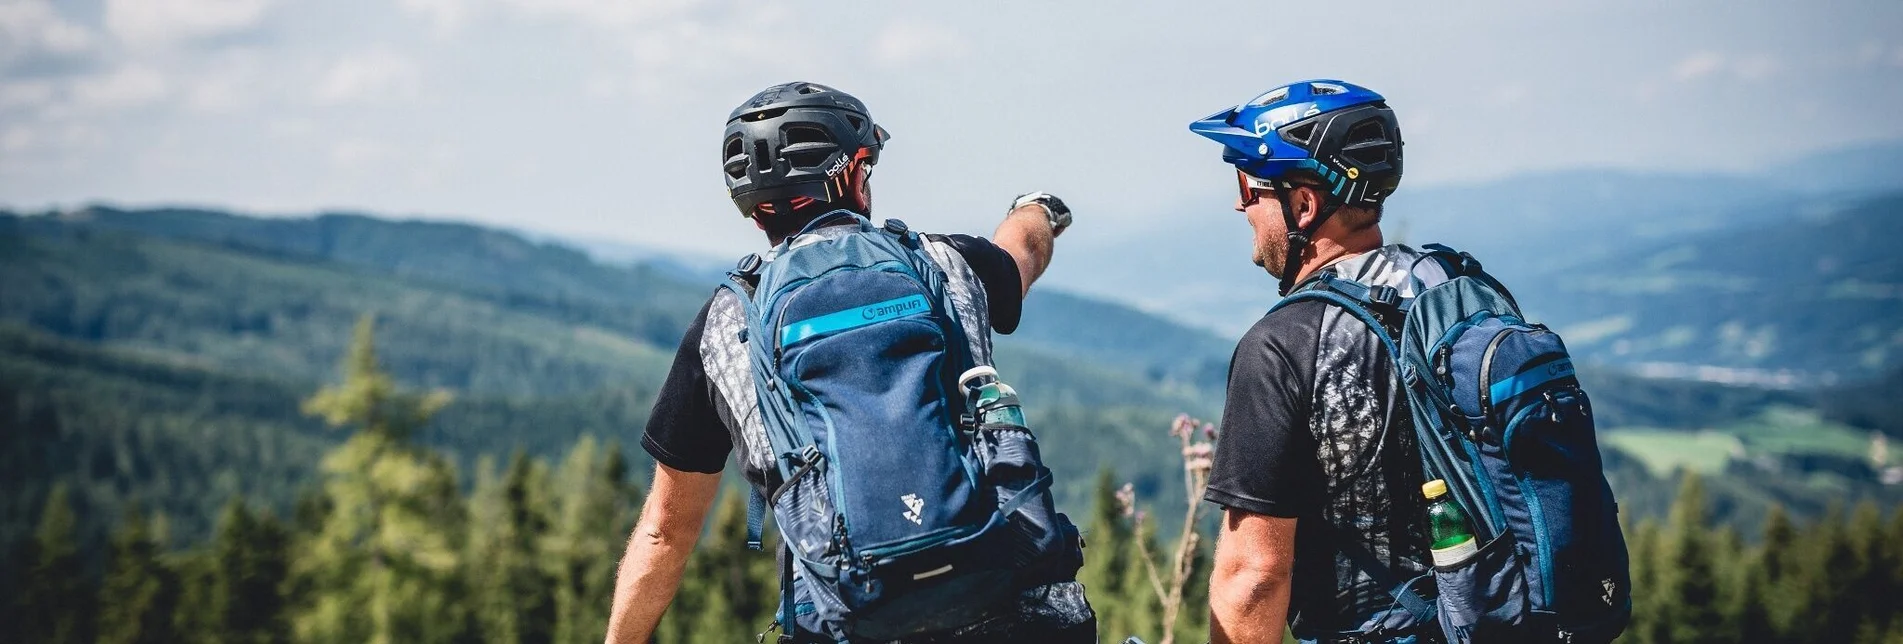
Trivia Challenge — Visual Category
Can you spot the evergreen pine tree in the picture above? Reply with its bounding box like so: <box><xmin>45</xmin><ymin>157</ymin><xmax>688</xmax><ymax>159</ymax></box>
<box><xmin>1625</xmin><ymin>518</ymin><xmax>1663</xmax><ymax>644</ymax></box>
<box><xmin>96</xmin><ymin>509</ymin><xmax>182</xmax><ymax>644</ymax></box>
<box><xmin>1850</xmin><ymin>501</ymin><xmax>1891</xmax><ymax>640</ymax></box>
<box><xmin>468</xmin><ymin>451</ymin><xmax>557</xmax><ymax>644</ymax></box>
<box><xmin>1658</xmin><ymin>474</ymin><xmax>1724</xmax><ymax>644</ymax></box>
<box><xmin>1077</xmin><ymin>470</ymin><xmax>1136</xmax><ymax>641</ymax></box>
<box><xmin>209</xmin><ymin>500</ymin><xmax>291</xmax><ymax>644</ymax></box>
<box><xmin>1711</xmin><ymin>525</ymin><xmax>1745</xmax><ymax>643</ymax></box>
<box><xmin>18</xmin><ymin>483</ymin><xmax>90</xmax><ymax>644</ymax></box>
<box><xmin>682</xmin><ymin>492</ymin><xmax>760</xmax><ymax>643</ymax></box>
<box><xmin>1814</xmin><ymin>505</ymin><xmax>1861</xmax><ymax>643</ymax></box>
<box><xmin>291</xmin><ymin>315</ymin><xmax>467</xmax><ymax>644</ymax></box>
<box><xmin>544</xmin><ymin>437</ymin><xmax>643</xmax><ymax>644</ymax></box>
<box><xmin>1729</xmin><ymin>548</ymin><xmax>1776</xmax><ymax>644</ymax></box>
<box><xmin>1761</xmin><ymin>503</ymin><xmax>1801</xmax><ymax>641</ymax></box>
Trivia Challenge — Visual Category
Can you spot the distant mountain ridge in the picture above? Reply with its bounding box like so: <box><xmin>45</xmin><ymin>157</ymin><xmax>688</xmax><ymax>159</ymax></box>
<box><xmin>1048</xmin><ymin>141</ymin><xmax>1903</xmax><ymax>381</ymax></box>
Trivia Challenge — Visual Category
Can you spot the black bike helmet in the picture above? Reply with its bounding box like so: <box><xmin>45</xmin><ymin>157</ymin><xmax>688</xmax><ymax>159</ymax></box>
<box><xmin>722</xmin><ymin>82</ymin><xmax>890</xmax><ymax>217</ymax></box>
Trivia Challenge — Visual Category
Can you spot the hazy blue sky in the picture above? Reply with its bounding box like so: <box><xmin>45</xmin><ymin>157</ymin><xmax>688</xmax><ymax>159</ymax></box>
<box><xmin>3</xmin><ymin>0</ymin><xmax>1900</xmax><ymax>256</ymax></box>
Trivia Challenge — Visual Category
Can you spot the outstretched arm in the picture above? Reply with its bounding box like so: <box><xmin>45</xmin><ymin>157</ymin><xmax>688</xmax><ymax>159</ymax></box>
<box><xmin>1210</xmin><ymin>509</ymin><xmax>1297</xmax><ymax>644</ymax></box>
<box><xmin>991</xmin><ymin>193</ymin><xmax>1069</xmax><ymax>298</ymax></box>
<box><xmin>604</xmin><ymin>463</ymin><xmax>723</xmax><ymax>644</ymax></box>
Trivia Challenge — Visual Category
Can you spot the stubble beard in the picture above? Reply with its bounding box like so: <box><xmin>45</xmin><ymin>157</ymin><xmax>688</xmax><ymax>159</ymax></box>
<box><xmin>1255</xmin><ymin>236</ymin><xmax>1288</xmax><ymax>278</ymax></box>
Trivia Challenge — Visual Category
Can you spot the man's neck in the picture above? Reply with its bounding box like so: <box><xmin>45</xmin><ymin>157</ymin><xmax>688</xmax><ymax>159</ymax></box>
<box><xmin>1289</xmin><ymin>228</ymin><xmax>1384</xmax><ymax>287</ymax></box>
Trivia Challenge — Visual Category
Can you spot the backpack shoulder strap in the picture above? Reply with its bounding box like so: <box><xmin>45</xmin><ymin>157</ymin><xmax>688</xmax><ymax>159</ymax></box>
<box><xmin>917</xmin><ymin>232</ymin><xmax>995</xmax><ymax>366</ymax></box>
<box><xmin>1271</xmin><ymin>273</ymin><xmax>1403</xmax><ymax>361</ymax></box>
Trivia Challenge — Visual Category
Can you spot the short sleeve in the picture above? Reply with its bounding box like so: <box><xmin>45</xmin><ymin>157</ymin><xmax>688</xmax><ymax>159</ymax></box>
<box><xmin>1203</xmin><ymin>301</ymin><xmax>1326</xmax><ymax>518</ymax></box>
<box><xmin>640</xmin><ymin>298</ymin><xmax>734</xmax><ymax>473</ymax></box>
<box><xmin>928</xmin><ymin>233</ymin><xmax>1024</xmax><ymax>334</ymax></box>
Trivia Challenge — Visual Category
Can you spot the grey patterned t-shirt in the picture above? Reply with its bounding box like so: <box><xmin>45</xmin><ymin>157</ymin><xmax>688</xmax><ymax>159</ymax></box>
<box><xmin>1204</xmin><ymin>245</ymin><xmax>1434</xmax><ymax>637</ymax></box>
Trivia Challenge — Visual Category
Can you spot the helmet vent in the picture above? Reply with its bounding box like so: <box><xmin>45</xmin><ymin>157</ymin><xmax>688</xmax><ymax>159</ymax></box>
<box><xmin>781</xmin><ymin>125</ymin><xmax>835</xmax><ymax>168</ymax></box>
<box><xmin>1310</xmin><ymin>82</ymin><xmax>1346</xmax><ymax>95</ymax></box>
<box><xmin>797</xmin><ymin>84</ymin><xmax>823</xmax><ymax>94</ymax></box>
<box><xmin>846</xmin><ymin>115</ymin><xmax>864</xmax><ymax>131</ymax></box>
<box><xmin>784</xmin><ymin>125</ymin><xmax>831</xmax><ymax>146</ymax></box>
<box><xmin>1248</xmin><ymin>87</ymin><xmax>1290</xmax><ymax>107</ymax></box>
<box><xmin>1283</xmin><ymin>122</ymin><xmax>1317</xmax><ymax>146</ymax></box>
<box><xmin>753</xmin><ymin>140</ymin><xmax>773</xmax><ymax>172</ymax></box>
<box><xmin>1342</xmin><ymin>120</ymin><xmax>1391</xmax><ymax>166</ymax></box>
<box><xmin>724</xmin><ymin>137</ymin><xmax>747</xmax><ymax>179</ymax></box>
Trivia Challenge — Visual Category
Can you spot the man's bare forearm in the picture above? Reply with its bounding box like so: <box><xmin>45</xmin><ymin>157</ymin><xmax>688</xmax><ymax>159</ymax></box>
<box><xmin>603</xmin><ymin>521</ymin><xmax>695</xmax><ymax>642</ymax></box>
<box><xmin>1209</xmin><ymin>568</ymin><xmax>1291</xmax><ymax>643</ymax></box>
<box><xmin>604</xmin><ymin>465</ymin><xmax>721</xmax><ymax>644</ymax></box>
<box><xmin>1209</xmin><ymin>511</ymin><xmax>1297</xmax><ymax>644</ymax></box>
<box><xmin>993</xmin><ymin>205</ymin><xmax>1057</xmax><ymax>297</ymax></box>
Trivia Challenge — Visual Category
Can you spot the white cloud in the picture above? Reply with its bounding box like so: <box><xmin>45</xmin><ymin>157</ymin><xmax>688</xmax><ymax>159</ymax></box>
<box><xmin>1484</xmin><ymin>85</ymin><xmax>1528</xmax><ymax>107</ymax></box>
<box><xmin>1731</xmin><ymin>54</ymin><xmax>1783</xmax><ymax>81</ymax></box>
<box><xmin>70</xmin><ymin>65</ymin><xmax>169</xmax><ymax>109</ymax></box>
<box><xmin>493</xmin><ymin>0</ymin><xmax>701</xmax><ymax>28</ymax></box>
<box><xmin>1672</xmin><ymin>51</ymin><xmax>1725</xmax><ymax>81</ymax></box>
<box><xmin>105</xmin><ymin>0</ymin><xmax>274</xmax><ymax>46</ymax></box>
<box><xmin>314</xmin><ymin>49</ymin><xmax>420</xmax><ymax>105</ymax></box>
<box><xmin>0</xmin><ymin>0</ymin><xmax>97</xmax><ymax>65</ymax></box>
<box><xmin>872</xmin><ymin>21</ymin><xmax>970</xmax><ymax>69</ymax></box>
<box><xmin>398</xmin><ymin>0</ymin><xmax>473</xmax><ymax>33</ymax></box>
<box><xmin>330</xmin><ymin>138</ymin><xmax>397</xmax><ymax>167</ymax></box>
<box><xmin>0</xmin><ymin>80</ymin><xmax>57</xmax><ymax>109</ymax></box>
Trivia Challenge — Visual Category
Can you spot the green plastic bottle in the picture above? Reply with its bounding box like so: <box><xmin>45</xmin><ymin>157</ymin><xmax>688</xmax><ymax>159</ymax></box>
<box><xmin>1424</xmin><ymin>479</ymin><xmax>1477</xmax><ymax>567</ymax></box>
<box><xmin>958</xmin><ymin>366</ymin><xmax>1025</xmax><ymax>426</ymax></box>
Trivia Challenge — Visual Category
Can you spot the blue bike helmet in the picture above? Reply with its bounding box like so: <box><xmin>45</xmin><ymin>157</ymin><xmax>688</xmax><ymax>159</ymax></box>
<box><xmin>1189</xmin><ymin>79</ymin><xmax>1403</xmax><ymax>294</ymax></box>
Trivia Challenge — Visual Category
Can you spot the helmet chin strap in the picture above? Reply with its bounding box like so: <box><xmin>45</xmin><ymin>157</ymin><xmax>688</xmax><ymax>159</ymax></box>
<box><xmin>1274</xmin><ymin>189</ymin><xmax>1343</xmax><ymax>296</ymax></box>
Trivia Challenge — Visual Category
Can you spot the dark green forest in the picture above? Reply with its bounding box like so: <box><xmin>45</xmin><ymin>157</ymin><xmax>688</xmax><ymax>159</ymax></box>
<box><xmin>8</xmin><ymin>321</ymin><xmax>1901</xmax><ymax>643</ymax></box>
<box><xmin>3</xmin><ymin>206</ymin><xmax>1902</xmax><ymax>642</ymax></box>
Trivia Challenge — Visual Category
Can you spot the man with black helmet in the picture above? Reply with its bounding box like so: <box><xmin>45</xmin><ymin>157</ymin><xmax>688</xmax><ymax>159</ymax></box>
<box><xmin>1186</xmin><ymin>80</ymin><xmax>1441</xmax><ymax>644</ymax></box>
<box><xmin>605</xmin><ymin>82</ymin><xmax>1094</xmax><ymax>643</ymax></box>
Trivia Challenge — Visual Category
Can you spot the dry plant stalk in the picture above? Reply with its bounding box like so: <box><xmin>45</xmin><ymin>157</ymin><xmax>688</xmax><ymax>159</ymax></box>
<box><xmin>1118</xmin><ymin>414</ymin><xmax>1217</xmax><ymax>644</ymax></box>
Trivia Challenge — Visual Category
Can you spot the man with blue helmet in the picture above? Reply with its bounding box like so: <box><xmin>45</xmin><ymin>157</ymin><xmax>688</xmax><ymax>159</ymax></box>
<box><xmin>1189</xmin><ymin>81</ymin><xmax>1439</xmax><ymax>643</ymax></box>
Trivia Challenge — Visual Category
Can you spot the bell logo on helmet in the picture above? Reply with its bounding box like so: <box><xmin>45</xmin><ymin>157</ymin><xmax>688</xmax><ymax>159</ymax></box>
<box><xmin>900</xmin><ymin>494</ymin><xmax>925</xmax><ymax>525</ymax></box>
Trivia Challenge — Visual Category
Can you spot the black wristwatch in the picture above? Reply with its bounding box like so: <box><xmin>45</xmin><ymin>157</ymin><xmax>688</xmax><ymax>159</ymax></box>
<box><xmin>1011</xmin><ymin>192</ymin><xmax>1072</xmax><ymax>235</ymax></box>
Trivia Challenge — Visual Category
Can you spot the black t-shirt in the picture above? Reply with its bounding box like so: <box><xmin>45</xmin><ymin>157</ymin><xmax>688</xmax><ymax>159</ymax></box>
<box><xmin>1203</xmin><ymin>247</ymin><xmax>1433</xmax><ymax>636</ymax></box>
<box><xmin>641</xmin><ymin>233</ymin><xmax>1024</xmax><ymax>474</ymax></box>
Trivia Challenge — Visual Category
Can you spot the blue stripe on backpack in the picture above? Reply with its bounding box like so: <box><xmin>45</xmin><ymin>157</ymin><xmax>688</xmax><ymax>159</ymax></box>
<box><xmin>720</xmin><ymin>211</ymin><xmax>1082</xmax><ymax>642</ymax></box>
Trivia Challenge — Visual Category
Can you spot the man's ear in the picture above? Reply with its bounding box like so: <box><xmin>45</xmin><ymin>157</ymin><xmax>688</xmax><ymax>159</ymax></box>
<box><xmin>851</xmin><ymin>163</ymin><xmax>873</xmax><ymax>213</ymax></box>
<box><xmin>1293</xmin><ymin>186</ymin><xmax>1321</xmax><ymax>230</ymax></box>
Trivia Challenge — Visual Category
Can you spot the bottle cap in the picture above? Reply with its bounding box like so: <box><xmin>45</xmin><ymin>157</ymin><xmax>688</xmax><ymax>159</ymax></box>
<box><xmin>1422</xmin><ymin>479</ymin><xmax>1448</xmax><ymax>499</ymax></box>
<box><xmin>958</xmin><ymin>365</ymin><xmax>999</xmax><ymax>387</ymax></box>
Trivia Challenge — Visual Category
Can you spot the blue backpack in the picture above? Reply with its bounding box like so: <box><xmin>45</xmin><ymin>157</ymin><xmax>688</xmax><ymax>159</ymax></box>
<box><xmin>721</xmin><ymin>211</ymin><xmax>1082</xmax><ymax>642</ymax></box>
<box><xmin>1272</xmin><ymin>244</ymin><xmax>1631</xmax><ymax>643</ymax></box>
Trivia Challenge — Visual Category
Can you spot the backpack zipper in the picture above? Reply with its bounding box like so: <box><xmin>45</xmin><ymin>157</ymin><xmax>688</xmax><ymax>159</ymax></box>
<box><xmin>1476</xmin><ymin>327</ymin><xmax>1514</xmax><ymax>423</ymax></box>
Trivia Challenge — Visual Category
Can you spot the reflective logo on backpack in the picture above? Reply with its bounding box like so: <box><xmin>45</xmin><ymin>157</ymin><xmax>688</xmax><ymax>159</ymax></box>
<box><xmin>901</xmin><ymin>494</ymin><xmax>925</xmax><ymax>525</ymax></box>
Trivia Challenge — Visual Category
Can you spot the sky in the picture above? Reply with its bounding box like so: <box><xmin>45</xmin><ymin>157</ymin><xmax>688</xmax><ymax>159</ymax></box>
<box><xmin>2</xmin><ymin>0</ymin><xmax>1901</xmax><ymax>258</ymax></box>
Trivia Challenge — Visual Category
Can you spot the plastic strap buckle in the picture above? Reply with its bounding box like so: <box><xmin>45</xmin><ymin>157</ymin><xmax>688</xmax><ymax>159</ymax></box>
<box><xmin>733</xmin><ymin>253</ymin><xmax>764</xmax><ymax>277</ymax></box>
<box><xmin>1367</xmin><ymin>284</ymin><xmax>1400</xmax><ymax>308</ymax></box>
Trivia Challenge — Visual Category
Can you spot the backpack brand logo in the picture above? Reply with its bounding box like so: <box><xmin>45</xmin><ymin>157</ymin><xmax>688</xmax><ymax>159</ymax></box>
<box><xmin>1601</xmin><ymin>578</ymin><xmax>1617</xmax><ymax>606</ymax></box>
<box><xmin>900</xmin><ymin>494</ymin><xmax>925</xmax><ymax>525</ymax></box>
<box><xmin>862</xmin><ymin>296</ymin><xmax>924</xmax><ymax>320</ymax></box>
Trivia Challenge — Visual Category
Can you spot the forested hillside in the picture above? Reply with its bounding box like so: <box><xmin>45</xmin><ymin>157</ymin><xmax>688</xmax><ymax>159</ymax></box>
<box><xmin>3</xmin><ymin>204</ymin><xmax>1901</xmax><ymax>643</ymax></box>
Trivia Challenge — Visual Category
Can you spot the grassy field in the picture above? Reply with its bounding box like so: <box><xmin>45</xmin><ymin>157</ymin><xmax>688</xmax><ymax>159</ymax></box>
<box><xmin>1602</xmin><ymin>405</ymin><xmax>1887</xmax><ymax>478</ymax></box>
